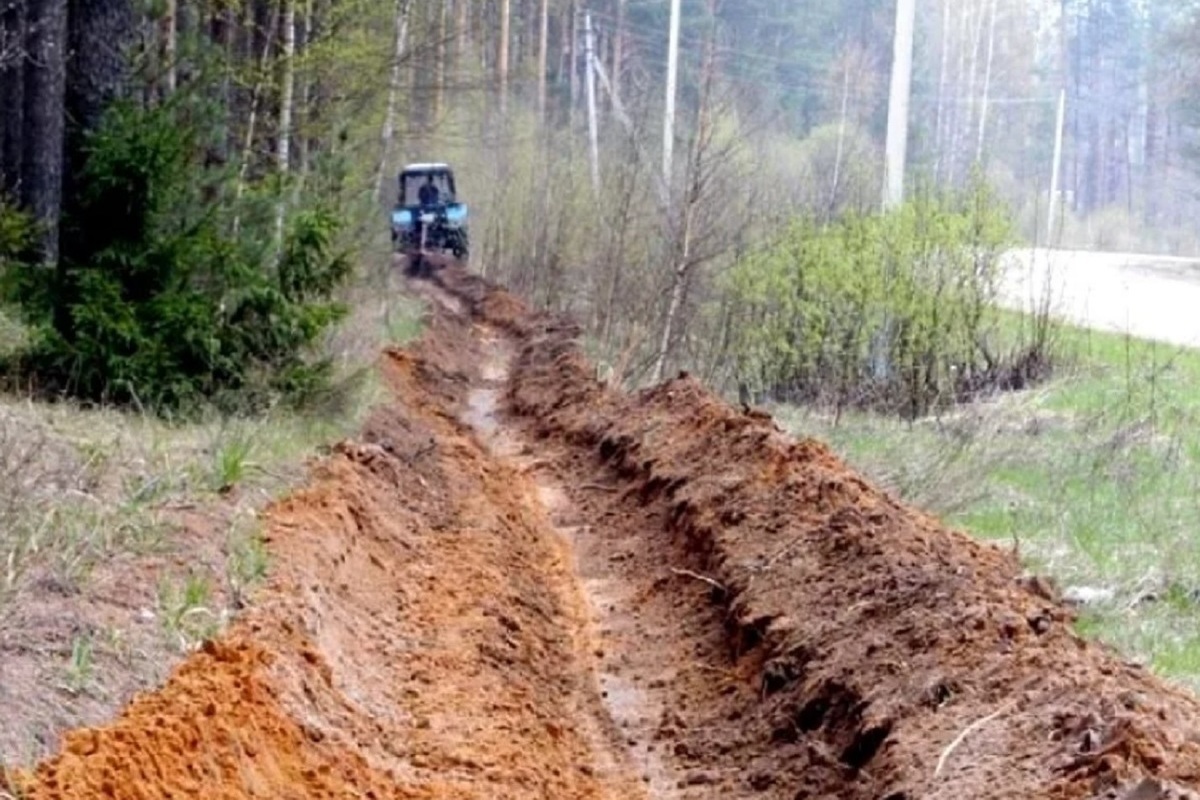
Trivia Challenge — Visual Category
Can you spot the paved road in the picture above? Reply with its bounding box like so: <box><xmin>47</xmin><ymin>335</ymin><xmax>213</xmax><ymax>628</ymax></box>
<box><xmin>998</xmin><ymin>248</ymin><xmax>1200</xmax><ymax>349</ymax></box>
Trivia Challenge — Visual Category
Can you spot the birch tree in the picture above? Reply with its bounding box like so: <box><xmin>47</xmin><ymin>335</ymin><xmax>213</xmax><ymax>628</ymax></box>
<box><xmin>273</xmin><ymin>0</ymin><xmax>295</xmax><ymax>254</ymax></box>
<box><xmin>375</xmin><ymin>0</ymin><xmax>409</xmax><ymax>201</ymax></box>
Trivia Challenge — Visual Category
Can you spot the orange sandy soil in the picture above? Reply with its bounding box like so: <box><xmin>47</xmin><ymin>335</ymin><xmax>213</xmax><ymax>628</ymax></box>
<box><xmin>7</xmin><ymin>263</ymin><xmax>1200</xmax><ymax>800</ymax></box>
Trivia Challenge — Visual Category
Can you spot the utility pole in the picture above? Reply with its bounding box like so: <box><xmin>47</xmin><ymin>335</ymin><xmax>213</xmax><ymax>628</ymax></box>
<box><xmin>584</xmin><ymin>10</ymin><xmax>600</xmax><ymax>193</ymax></box>
<box><xmin>882</xmin><ymin>0</ymin><xmax>916</xmax><ymax>210</ymax></box>
<box><xmin>663</xmin><ymin>0</ymin><xmax>681</xmax><ymax>187</ymax></box>
<box><xmin>1047</xmin><ymin>88</ymin><xmax>1066</xmax><ymax>241</ymax></box>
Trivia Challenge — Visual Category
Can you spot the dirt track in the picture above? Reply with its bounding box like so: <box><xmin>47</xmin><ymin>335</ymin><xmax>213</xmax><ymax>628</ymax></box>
<box><xmin>9</xmin><ymin>264</ymin><xmax>1200</xmax><ymax>799</ymax></box>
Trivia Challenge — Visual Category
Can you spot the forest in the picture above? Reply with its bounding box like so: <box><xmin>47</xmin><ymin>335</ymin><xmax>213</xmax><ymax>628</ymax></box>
<box><xmin>0</xmin><ymin>0</ymin><xmax>1199</xmax><ymax>415</ymax></box>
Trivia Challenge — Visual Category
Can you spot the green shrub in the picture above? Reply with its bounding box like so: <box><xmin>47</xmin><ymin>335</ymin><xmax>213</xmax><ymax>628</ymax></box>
<box><xmin>728</xmin><ymin>176</ymin><xmax>1058</xmax><ymax>418</ymax></box>
<box><xmin>0</xmin><ymin>196</ymin><xmax>32</xmax><ymax>264</ymax></box>
<box><xmin>2</xmin><ymin>101</ymin><xmax>351</xmax><ymax>415</ymax></box>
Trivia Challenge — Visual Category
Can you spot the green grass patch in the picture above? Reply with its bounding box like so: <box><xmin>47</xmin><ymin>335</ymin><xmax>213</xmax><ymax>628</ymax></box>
<box><xmin>0</xmin><ymin>282</ymin><xmax>425</xmax><ymax>611</ymax></box>
<box><xmin>776</xmin><ymin>321</ymin><xmax>1200</xmax><ymax>692</ymax></box>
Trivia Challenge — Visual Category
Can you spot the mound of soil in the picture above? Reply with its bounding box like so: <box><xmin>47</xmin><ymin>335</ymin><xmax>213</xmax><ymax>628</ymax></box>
<box><xmin>433</xmin><ymin>266</ymin><xmax>1200</xmax><ymax>799</ymax></box>
<box><xmin>10</xmin><ymin>301</ymin><xmax>642</xmax><ymax>799</ymax></box>
<box><xmin>9</xmin><ymin>639</ymin><xmax>402</xmax><ymax>799</ymax></box>
<box><xmin>10</xmin><ymin>262</ymin><xmax>1200</xmax><ymax>800</ymax></box>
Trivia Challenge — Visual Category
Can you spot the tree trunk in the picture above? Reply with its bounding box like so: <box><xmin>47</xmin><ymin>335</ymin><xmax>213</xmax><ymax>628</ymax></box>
<box><xmin>652</xmin><ymin>0</ymin><xmax>717</xmax><ymax>384</ymax></box>
<box><xmin>830</xmin><ymin>55</ymin><xmax>851</xmax><ymax>216</ymax></box>
<box><xmin>537</xmin><ymin>0</ymin><xmax>548</xmax><ymax>123</ymax></box>
<box><xmin>975</xmin><ymin>0</ymin><xmax>997</xmax><ymax>164</ymax></box>
<box><xmin>232</xmin><ymin>0</ymin><xmax>281</xmax><ymax>235</ymax></box>
<box><xmin>22</xmin><ymin>0</ymin><xmax>67</xmax><ymax>265</ymax></box>
<box><xmin>947</xmin><ymin>2</ymin><xmax>970</xmax><ymax>186</ymax></box>
<box><xmin>66</xmin><ymin>0</ymin><xmax>132</xmax><ymax>139</ymax></box>
<box><xmin>434</xmin><ymin>0</ymin><xmax>446</xmax><ymax>125</ymax></box>
<box><xmin>498</xmin><ymin>0</ymin><xmax>509</xmax><ymax>115</ymax></box>
<box><xmin>211</xmin><ymin>3</ymin><xmax>236</xmax><ymax>163</ymax></box>
<box><xmin>0</xmin><ymin>0</ymin><xmax>26</xmax><ymax>197</ymax></box>
<box><xmin>456</xmin><ymin>0</ymin><xmax>467</xmax><ymax>80</ymax></box>
<box><xmin>163</xmin><ymin>0</ymin><xmax>177</xmax><ymax>94</ymax></box>
<box><xmin>374</xmin><ymin>0</ymin><xmax>410</xmax><ymax>202</ymax></box>
<box><xmin>1145</xmin><ymin>89</ymin><xmax>1165</xmax><ymax>226</ymax></box>
<box><xmin>652</xmin><ymin>260</ymin><xmax>689</xmax><ymax>384</ymax></box>
<box><xmin>273</xmin><ymin>0</ymin><xmax>295</xmax><ymax>254</ymax></box>
<box><xmin>569</xmin><ymin>2</ymin><xmax>579</xmax><ymax>126</ymax></box>
<box><xmin>278</xmin><ymin>0</ymin><xmax>296</xmax><ymax>171</ymax></box>
<box><xmin>612</xmin><ymin>0</ymin><xmax>625</xmax><ymax>105</ymax></box>
<box><xmin>934</xmin><ymin>0</ymin><xmax>949</xmax><ymax>181</ymax></box>
<box><xmin>295</xmin><ymin>0</ymin><xmax>314</xmax><ymax>182</ymax></box>
<box><xmin>58</xmin><ymin>0</ymin><xmax>132</xmax><ymax>335</ymax></box>
<box><xmin>963</xmin><ymin>0</ymin><xmax>985</xmax><ymax>167</ymax></box>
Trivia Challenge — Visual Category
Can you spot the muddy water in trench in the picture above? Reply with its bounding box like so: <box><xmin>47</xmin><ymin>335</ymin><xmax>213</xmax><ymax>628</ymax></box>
<box><xmin>460</xmin><ymin>331</ymin><xmax>680</xmax><ymax>798</ymax></box>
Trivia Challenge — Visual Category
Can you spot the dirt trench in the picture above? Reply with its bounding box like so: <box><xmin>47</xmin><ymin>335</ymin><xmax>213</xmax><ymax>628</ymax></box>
<box><xmin>9</xmin><ymin>264</ymin><xmax>1200</xmax><ymax>800</ymax></box>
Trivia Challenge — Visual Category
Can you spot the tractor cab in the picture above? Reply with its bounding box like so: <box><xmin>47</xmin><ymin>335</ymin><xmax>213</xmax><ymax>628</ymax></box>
<box><xmin>399</xmin><ymin>164</ymin><xmax>457</xmax><ymax>207</ymax></box>
<box><xmin>390</xmin><ymin>163</ymin><xmax>470</xmax><ymax>262</ymax></box>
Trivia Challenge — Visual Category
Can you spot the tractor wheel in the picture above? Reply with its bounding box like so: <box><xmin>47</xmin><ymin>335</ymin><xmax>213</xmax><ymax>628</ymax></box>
<box><xmin>453</xmin><ymin>232</ymin><xmax>470</xmax><ymax>261</ymax></box>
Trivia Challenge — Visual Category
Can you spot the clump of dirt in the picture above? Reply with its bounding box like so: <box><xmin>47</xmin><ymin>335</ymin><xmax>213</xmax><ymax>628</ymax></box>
<box><xmin>11</xmin><ymin>639</ymin><xmax>402</xmax><ymax>800</ymax></box>
<box><xmin>431</xmin><ymin>264</ymin><xmax>1200</xmax><ymax>800</ymax></box>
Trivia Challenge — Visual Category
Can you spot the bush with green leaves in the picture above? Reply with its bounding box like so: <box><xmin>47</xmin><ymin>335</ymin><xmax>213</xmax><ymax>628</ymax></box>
<box><xmin>727</xmin><ymin>177</ymin><xmax>1057</xmax><ymax>418</ymax></box>
<box><xmin>1</xmin><ymin>101</ymin><xmax>352</xmax><ymax>415</ymax></box>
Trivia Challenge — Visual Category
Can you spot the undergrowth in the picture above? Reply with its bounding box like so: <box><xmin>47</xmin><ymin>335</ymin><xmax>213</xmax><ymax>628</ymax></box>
<box><xmin>1</xmin><ymin>100</ymin><xmax>353</xmax><ymax>416</ymax></box>
<box><xmin>727</xmin><ymin>176</ymin><xmax>1058</xmax><ymax>418</ymax></box>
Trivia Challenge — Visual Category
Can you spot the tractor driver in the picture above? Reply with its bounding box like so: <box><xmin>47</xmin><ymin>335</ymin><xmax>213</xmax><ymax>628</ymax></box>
<box><xmin>418</xmin><ymin>174</ymin><xmax>440</xmax><ymax>206</ymax></box>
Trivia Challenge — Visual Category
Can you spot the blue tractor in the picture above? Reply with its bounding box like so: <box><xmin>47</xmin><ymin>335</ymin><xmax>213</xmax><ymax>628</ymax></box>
<box><xmin>390</xmin><ymin>163</ymin><xmax>469</xmax><ymax>274</ymax></box>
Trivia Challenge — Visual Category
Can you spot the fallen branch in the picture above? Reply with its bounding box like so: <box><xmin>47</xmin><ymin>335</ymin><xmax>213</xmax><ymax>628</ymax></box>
<box><xmin>934</xmin><ymin>701</ymin><xmax>1016</xmax><ymax>779</ymax></box>
<box><xmin>671</xmin><ymin>567</ymin><xmax>726</xmax><ymax>593</ymax></box>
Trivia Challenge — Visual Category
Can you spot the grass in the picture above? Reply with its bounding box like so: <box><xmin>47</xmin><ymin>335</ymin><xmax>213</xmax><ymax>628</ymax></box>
<box><xmin>0</xmin><ymin>270</ymin><xmax>427</xmax><ymax>764</ymax></box>
<box><xmin>0</xmin><ymin>388</ymin><xmax>377</xmax><ymax>607</ymax></box>
<box><xmin>776</xmin><ymin>320</ymin><xmax>1200</xmax><ymax>691</ymax></box>
<box><xmin>158</xmin><ymin>573</ymin><xmax>221</xmax><ymax>652</ymax></box>
<box><xmin>226</xmin><ymin>515</ymin><xmax>270</xmax><ymax>609</ymax></box>
<box><xmin>0</xmin><ymin>275</ymin><xmax>425</xmax><ymax>603</ymax></box>
<box><xmin>62</xmin><ymin>634</ymin><xmax>95</xmax><ymax>696</ymax></box>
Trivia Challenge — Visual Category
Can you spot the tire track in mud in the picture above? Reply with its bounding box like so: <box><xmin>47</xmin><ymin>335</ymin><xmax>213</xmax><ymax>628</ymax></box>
<box><xmin>12</xmin><ymin>263</ymin><xmax>1200</xmax><ymax>800</ymax></box>
<box><xmin>454</xmin><ymin>333</ymin><xmax>761</xmax><ymax>797</ymax></box>
<box><xmin>453</xmin><ymin>316</ymin><xmax>699</xmax><ymax>798</ymax></box>
<box><xmin>453</xmin><ymin>327</ymin><xmax>665</xmax><ymax>795</ymax></box>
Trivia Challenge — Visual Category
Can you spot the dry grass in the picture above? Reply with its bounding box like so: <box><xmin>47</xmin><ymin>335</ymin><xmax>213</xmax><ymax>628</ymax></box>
<box><xmin>0</xmin><ymin>263</ymin><xmax>424</xmax><ymax>764</ymax></box>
